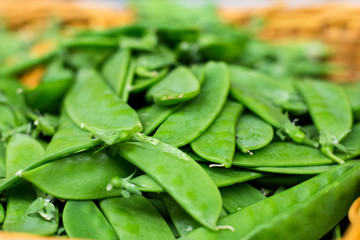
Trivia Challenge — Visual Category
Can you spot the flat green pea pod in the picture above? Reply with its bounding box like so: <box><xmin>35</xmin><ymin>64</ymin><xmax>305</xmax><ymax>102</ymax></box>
<box><xmin>154</xmin><ymin>61</ymin><xmax>229</xmax><ymax>147</ymax></box>
<box><xmin>121</xmin><ymin>60</ymin><xmax>136</xmax><ymax>102</ymax></box>
<box><xmin>131</xmin><ymin>67</ymin><xmax>168</xmax><ymax>93</ymax></box>
<box><xmin>64</xmin><ymin>68</ymin><xmax>142</xmax><ymax>145</ymax></box>
<box><xmin>0</xmin><ymin>50</ymin><xmax>56</xmax><ymax>76</ymax></box>
<box><xmin>0</xmin><ymin>78</ymin><xmax>28</xmax><ymax>114</ymax></box>
<box><xmin>243</xmin><ymin>161</ymin><xmax>359</xmax><ymax>175</ymax></box>
<box><xmin>137</xmin><ymin>103</ymin><xmax>182</xmax><ymax>135</ymax></box>
<box><xmin>63</xmin><ymin>200</ymin><xmax>118</xmax><ymax>240</ymax></box>
<box><xmin>190</xmin><ymin>101</ymin><xmax>243</xmax><ymax>167</ymax></box>
<box><xmin>336</xmin><ymin>122</ymin><xmax>360</xmax><ymax>159</ymax></box>
<box><xmin>343</xmin><ymin>81</ymin><xmax>360</xmax><ymax>120</ymax></box>
<box><xmin>116</xmin><ymin>133</ymin><xmax>222</xmax><ymax>230</ymax></box>
<box><xmin>190</xmin><ymin>65</ymin><xmax>205</xmax><ymax>85</ymax></box>
<box><xmin>65</xmin><ymin>48</ymin><xmax>114</xmax><ymax>68</ymax></box>
<box><xmin>146</xmin><ymin>66</ymin><xmax>200</xmax><ymax>106</ymax></box>
<box><xmin>101</xmin><ymin>48</ymin><xmax>131</xmax><ymax>96</ymax></box>
<box><xmin>235</xmin><ymin>113</ymin><xmax>274</xmax><ymax>154</ymax></box>
<box><xmin>3</xmin><ymin>183</ymin><xmax>59</xmax><ymax>235</ymax></box>
<box><xmin>22</xmin><ymin>150</ymin><xmax>134</xmax><ymax>199</ymax></box>
<box><xmin>182</xmin><ymin>163</ymin><xmax>360</xmax><ymax>240</ymax></box>
<box><xmin>136</xmin><ymin>46</ymin><xmax>176</xmax><ymax>70</ymax></box>
<box><xmin>131</xmin><ymin>163</ymin><xmax>264</xmax><ymax>192</ymax></box>
<box><xmin>297</xmin><ymin>79</ymin><xmax>352</xmax><ymax>164</ymax></box>
<box><xmin>229</xmin><ymin>65</ymin><xmax>307</xmax><ymax>114</ymax></box>
<box><xmin>5</xmin><ymin>134</ymin><xmax>45</xmax><ymax>178</ymax></box>
<box><xmin>230</xmin><ymin>85</ymin><xmax>317</xmax><ymax>148</ymax></box>
<box><xmin>163</xmin><ymin>194</ymin><xmax>200</xmax><ymax>237</ymax></box>
<box><xmin>220</xmin><ymin>183</ymin><xmax>266</xmax><ymax>213</ymax></box>
<box><xmin>100</xmin><ymin>195</ymin><xmax>175</xmax><ymax>240</ymax></box>
<box><xmin>233</xmin><ymin>142</ymin><xmax>333</xmax><ymax>167</ymax></box>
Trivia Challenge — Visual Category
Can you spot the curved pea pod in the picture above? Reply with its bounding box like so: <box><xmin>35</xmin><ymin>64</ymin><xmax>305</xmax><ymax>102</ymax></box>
<box><xmin>136</xmin><ymin>46</ymin><xmax>176</xmax><ymax>70</ymax></box>
<box><xmin>116</xmin><ymin>133</ymin><xmax>222</xmax><ymax>230</ymax></box>
<box><xmin>244</xmin><ymin>161</ymin><xmax>359</xmax><ymax>175</ymax></box>
<box><xmin>100</xmin><ymin>195</ymin><xmax>175</xmax><ymax>240</ymax></box>
<box><xmin>5</xmin><ymin>134</ymin><xmax>44</xmax><ymax>177</ymax></box>
<box><xmin>131</xmin><ymin>163</ymin><xmax>264</xmax><ymax>193</ymax></box>
<box><xmin>182</xmin><ymin>163</ymin><xmax>360</xmax><ymax>240</ymax></box>
<box><xmin>3</xmin><ymin>183</ymin><xmax>59</xmax><ymax>235</ymax></box>
<box><xmin>336</xmin><ymin>122</ymin><xmax>360</xmax><ymax>160</ymax></box>
<box><xmin>101</xmin><ymin>48</ymin><xmax>131</xmax><ymax>96</ymax></box>
<box><xmin>22</xmin><ymin>150</ymin><xmax>134</xmax><ymax>199</ymax></box>
<box><xmin>63</xmin><ymin>200</ymin><xmax>118</xmax><ymax>240</ymax></box>
<box><xmin>235</xmin><ymin>113</ymin><xmax>274</xmax><ymax>154</ymax></box>
<box><xmin>131</xmin><ymin>67</ymin><xmax>168</xmax><ymax>93</ymax></box>
<box><xmin>154</xmin><ymin>61</ymin><xmax>230</xmax><ymax>147</ymax></box>
<box><xmin>229</xmin><ymin>65</ymin><xmax>307</xmax><ymax>114</ymax></box>
<box><xmin>296</xmin><ymin>79</ymin><xmax>352</xmax><ymax>164</ymax></box>
<box><xmin>0</xmin><ymin>78</ymin><xmax>28</xmax><ymax>113</ymax></box>
<box><xmin>146</xmin><ymin>66</ymin><xmax>200</xmax><ymax>106</ymax></box>
<box><xmin>137</xmin><ymin>103</ymin><xmax>182</xmax><ymax>135</ymax></box>
<box><xmin>233</xmin><ymin>142</ymin><xmax>333</xmax><ymax>167</ymax></box>
<box><xmin>64</xmin><ymin>68</ymin><xmax>142</xmax><ymax>145</ymax></box>
<box><xmin>191</xmin><ymin>101</ymin><xmax>243</xmax><ymax>167</ymax></box>
<box><xmin>230</xmin><ymin>85</ymin><xmax>316</xmax><ymax>148</ymax></box>
<box><xmin>220</xmin><ymin>183</ymin><xmax>266</xmax><ymax>214</ymax></box>
<box><xmin>163</xmin><ymin>194</ymin><xmax>200</xmax><ymax>237</ymax></box>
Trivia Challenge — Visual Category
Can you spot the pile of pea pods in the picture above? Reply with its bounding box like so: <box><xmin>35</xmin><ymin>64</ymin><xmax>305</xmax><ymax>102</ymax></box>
<box><xmin>1</xmin><ymin>2</ymin><xmax>360</xmax><ymax>240</ymax></box>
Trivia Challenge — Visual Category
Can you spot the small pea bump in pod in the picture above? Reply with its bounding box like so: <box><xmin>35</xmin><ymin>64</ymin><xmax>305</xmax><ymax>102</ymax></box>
<box><xmin>190</xmin><ymin>100</ymin><xmax>244</xmax><ymax>168</ymax></box>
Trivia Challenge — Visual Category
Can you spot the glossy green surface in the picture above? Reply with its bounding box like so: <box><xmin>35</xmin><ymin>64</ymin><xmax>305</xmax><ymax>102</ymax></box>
<box><xmin>220</xmin><ymin>183</ymin><xmax>266</xmax><ymax>213</ymax></box>
<box><xmin>146</xmin><ymin>66</ymin><xmax>200</xmax><ymax>106</ymax></box>
<box><xmin>22</xmin><ymin>150</ymin><xmax>133</xmax><ymax>199</ymax></box>
<box><xmin>63</xmin><ymin>200</ymin><xmax>118</xmax><ymax>240</ymax></box>
<box><xmin>100</xmin><ymin>195</ymin><xmax>175</xmax><ymax>240</ymax></box>
<box><xmin>64</xmin><ymin>68</ymin><xmax>142</xmax><ymax>144</ymax></box>
<box><xmin>233</xmin><ymin>142</ymin><xmax>334</xmax><ymax>167</ymax></box>
<box><xmin>337</xmin><ymin>122</ymin><xmax>360</xmax><ymax>159</ymax></box>
<box><xmin>116</xmin><ymin>134</ymin><xmax>222</xmax><ymax>230</ymax></box>
<box><xmin>183</xmin><ymin>164</ymin><xmax>360</xmax><ymax>240</ymax></box>
<box><xmin>131</xmin><ymin>67</ymin><xmax>168</xmax><ymax>93</ymax></box>
<box><xmin>154</xmin><ymin>61</ymin><xmax>229</xmax><ymax>147</ymax></box>
<box><xmin>191</xmin><ymin>101</ymin><xmax>243</xmax><ymax>167</ymax></box>
<box><xmin>235</xmin><ymin>113</ymin><xmax>274</xmax><ymax>154</ymax></box>
<box><xmin>3</xmin><ymin>183</ymin><xmax>59</xmax><ymax>235</ymax></box>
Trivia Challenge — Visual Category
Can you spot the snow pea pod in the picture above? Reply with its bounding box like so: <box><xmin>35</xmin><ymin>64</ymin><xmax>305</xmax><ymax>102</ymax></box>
<box><xmin>182</xmin><ymin>163</ymin><xmax>360</xmax><ymax>240</ymax></box>
<box><xmin>100</xmin><ymin>195</ymin><xmax>176</xmax><ymax>240</ymax></box>
<box><xmin>235</xmin><ymin>113</ymin><xmax>274</xmax><ymax>154</ymax></box>
<box><xmin>154</xmin><ymin>61</ymin><xmax>229</xmax><ymax>147</ymax></box>
<box><xmin>131</xmin><ymin>67</ymin><xmax>168</xmax><ymax>93</ymax></box>
<box><xmin>146</xmin><ymin>66</ymin><xmax>200</xmax><ymax>106</ymax></box>
<box><xmin>220</xmin><ymin>183</ymin><xmax>266</xmax><ymax>213</ymax></box>
<box><xmin>136</xmin><ymin>46</ymin><xmax>176</xmax><ymax>70</ymax></box>
<box><xmin>137</xmin><ymin>103</ymin><xmax>182</xmax><ymax>135</ymax></box>
<box><xmin>230</xmin><ymin>84</ymin><xmax>316</xmax><ymax>147</ymax></box>
<box><xmin>121</xmin><ymin>60</ymin><xmax>135</xmax><ymax>102</ymax></box>
<box><xmin>3</xmin><ymin>183</ymin><xmax>59</xmax><ymax>235</ymax></box>
<box><xmin>232</xmin><ymin>142</ymin><xmax>333</xmax><ymax>167</ymax></box>
<box><xmin>131</xmin><ymin>163</ymin><xmax>264</xmax><ymax>192</ymax></box>
<box><xmin>22</xmin><ymin>150</ymin><xmax>134</xmax><ymax>199</ymax></box>
<box><xmin>101</xmin><ymin>48</ymin><xmax>131</xmax><ymax>96</ymax></box>
<box><xmin>0</xmin><ymin>78</ymin><xmax>27</xmax><ymax>113</ymax></box>
<box><xmin>163</xmin><ymin>194</ymin><xmax>200</xmax><ymax>237</ymax></box>
<box><xmin>191</xmin><ymin>101</ymin><xmax>243</xmax><ymax>167</ymax></box>
<box><xmin>116</xmin><ymin>133</ymin><xmax>222</xmax><ymax>230</ymax></box>
<box><xmin>297</xmin><ymin>79</ymin><xmax>352</xmax><ymax>164</ymax></box>
<box><xmin>63</xmin><ymin>200</ymin><xmax>118</xmax><ymax>240</ymax></box>
<box><xmin>336</xmin><ymin>122</ymin><xmax>360</xmax><ymax>160</ymax></box>
<box><xmin>229</xmin><ymin>65</ymin><xmax>307</xmax><ymax>114</ymax></box>
<box><xmin>64</xmin><ymin>68</ymin><xmax>142</xmax><ymax>145</ymax></box>
<box><xmin>5</xmin><ymin>134</ymin><xmax>44</xmax><ymax>177</ymax></box>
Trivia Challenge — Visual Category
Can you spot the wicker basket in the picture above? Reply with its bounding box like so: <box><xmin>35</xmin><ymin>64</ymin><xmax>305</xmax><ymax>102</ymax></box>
<box><xmin>0</xmin><ymin>0</ymin><xmax>359</xmax><ymax>239</ymax></box>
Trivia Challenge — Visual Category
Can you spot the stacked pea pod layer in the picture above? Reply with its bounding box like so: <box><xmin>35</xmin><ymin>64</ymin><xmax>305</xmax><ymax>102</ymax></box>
<box><xmin>0</xmin><ymin>2</ymin><xmax>360</xmax><ymax>240</ymax></box>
